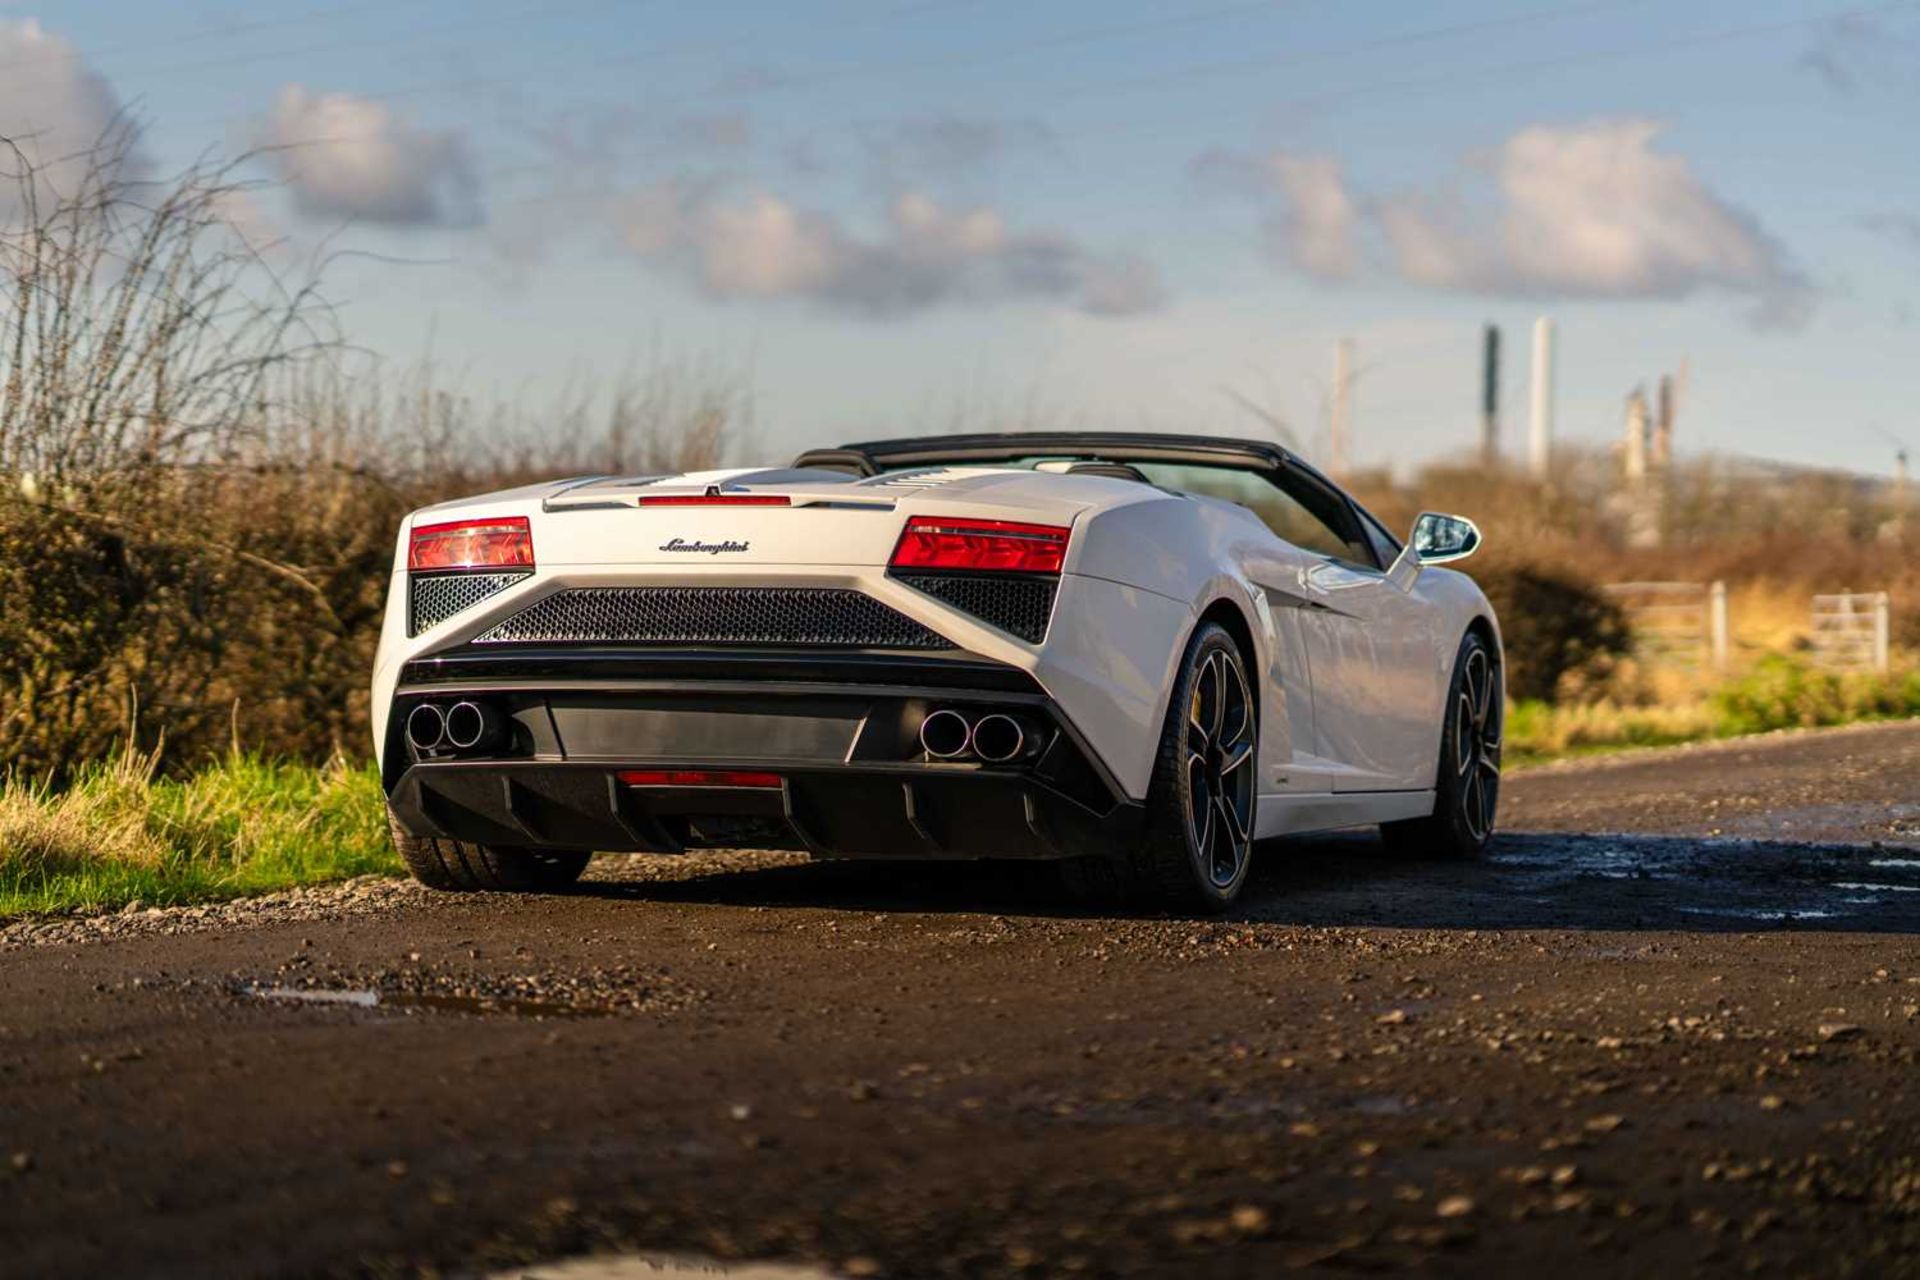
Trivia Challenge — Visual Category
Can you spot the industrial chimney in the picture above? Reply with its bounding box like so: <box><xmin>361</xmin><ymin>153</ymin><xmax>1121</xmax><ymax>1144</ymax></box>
<box><xmin>1528</xmin><ymin>317</ymin><xmax>1555</xmax><ymax>480</ymax></box>
<box><xmin>1480</xmin><ymin>323</ymin><xmax>1501</xmax><ymax>463</ymax></box>
<box><xmin>1653</xmin><ymin>374</ymin><xmax>1675</xmax><ymax>470</ymax></box>
<box><xmin>1624</xmin><ymin>386</ymin><xmax>1650</xmax><ymax>482</ymax></box>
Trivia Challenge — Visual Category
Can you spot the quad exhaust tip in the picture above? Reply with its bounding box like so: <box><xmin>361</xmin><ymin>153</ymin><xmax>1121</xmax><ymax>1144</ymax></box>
<box><xmin>918</xmin><ymin>709</ymin><xmax>1038</xmax><ymax>762</ymax></box>
<box><xmin>444</xmin><ymin>700</ymin><xmax>505</xmax><ymax>751</ymax></box>
<box><xmin>404</xmin><ymin>703</ymin><xmax>447</xmax><ymax>753</ymax></box>
<box><xmin>970</xmin><ymin>713</ymin><xmax>1029</xmax><ymax>763</ymax></box>
<box><xmin>918</xmin><ymin>709</ymin><xmax>973</xmax><ymax>759</ymax></box>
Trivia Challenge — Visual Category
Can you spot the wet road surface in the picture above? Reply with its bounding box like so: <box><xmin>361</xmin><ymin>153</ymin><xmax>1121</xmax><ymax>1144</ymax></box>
<box><xmin>2</xmin><ymin>721</ymin><xmax>1917</xmax><ymax>1279</ymax></box>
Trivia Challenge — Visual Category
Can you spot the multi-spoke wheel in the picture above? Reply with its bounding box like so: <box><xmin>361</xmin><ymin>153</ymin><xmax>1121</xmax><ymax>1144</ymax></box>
<box><xmin>1381</xmin><ymin>630</ymin><xmax>1502</xmax><ymax>859</ymax></box>
<box><xmin>1133</xmin><ymin>622</ymin><xmax>1258</xmax><ymax>913</ymax></box>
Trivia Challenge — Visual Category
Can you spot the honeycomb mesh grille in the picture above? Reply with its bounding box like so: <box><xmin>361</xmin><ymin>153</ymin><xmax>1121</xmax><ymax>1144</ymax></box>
<box><xmin>895</xmin><ymin>573</ymin><xmax>1057</xmax><ymax>644</ymax></box>
<box><xmin>474</xmin><ymin>586</ymin><xmax>955</xmax><ymax>648</ymax></box>
<box><xmin>408</xmin><ymin>572</ymin><xmax>531</xmax><ymax>636</ymax></box>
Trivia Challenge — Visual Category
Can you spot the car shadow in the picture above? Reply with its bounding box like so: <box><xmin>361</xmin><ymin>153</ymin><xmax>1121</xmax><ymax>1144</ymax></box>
<box><xmin>571</xmin><ymin>829</ymin><xmax>1920</xmax><ymax>933</ymax></box>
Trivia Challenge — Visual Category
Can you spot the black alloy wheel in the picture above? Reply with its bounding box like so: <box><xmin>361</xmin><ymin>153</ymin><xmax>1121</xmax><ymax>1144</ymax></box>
<box><xmin>1380</xmin><ymin>629</ymin><xmax>1501</xmax><ymax>859</ymax></box>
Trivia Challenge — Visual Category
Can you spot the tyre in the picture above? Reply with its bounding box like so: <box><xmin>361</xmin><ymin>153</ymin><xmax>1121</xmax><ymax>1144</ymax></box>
<box><xmin>1381</xmin><ymin>630</ymin><xmax>1501</xmax><ymax>859</ymax></box>
<box><xmin>386</xmin><ymin>807</ymin><xmax>591</xmax><ymax>893</ymax></box>
<box><xmin>1128</xmin><ymin>621</ymin><xmax>1258</xmax><ymax>914</ymax></box>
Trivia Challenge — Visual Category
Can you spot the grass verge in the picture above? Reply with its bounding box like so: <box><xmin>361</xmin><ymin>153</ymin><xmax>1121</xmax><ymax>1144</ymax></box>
<box><xmin>1507</xmin><ymin>657</ymin><xmax>1920</xmax><ymax>766</ymax></box>
<box><xmin>3</xmin><ymin>657</ymin><xmax>1915</xmax><ymax>920</ymax></box>
<box><xmin>0</xmin><ymin>751</ymin><xmax>396</xmax><ymax>920</ymax></box>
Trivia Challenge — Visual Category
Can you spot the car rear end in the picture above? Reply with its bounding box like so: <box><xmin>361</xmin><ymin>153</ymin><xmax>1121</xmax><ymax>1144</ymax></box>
<box><xmin>372</xmin><ymin>469</ymin><xmax>1145</xmax><ymax>864</ymax></box>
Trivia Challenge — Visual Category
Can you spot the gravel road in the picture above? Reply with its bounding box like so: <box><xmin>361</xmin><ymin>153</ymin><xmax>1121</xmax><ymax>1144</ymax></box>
<box><xmin>3</xmin><ymin>721</ymin><xmax>1917</xmax><ymax>1279</ymax></box>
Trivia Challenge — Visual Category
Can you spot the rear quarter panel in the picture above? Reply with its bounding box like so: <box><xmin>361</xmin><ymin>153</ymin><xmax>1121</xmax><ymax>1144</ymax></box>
<box><xmin>1042</xmin><ymin>491</ymin><xmax>1299</xmax><ymax>801</ymax></box>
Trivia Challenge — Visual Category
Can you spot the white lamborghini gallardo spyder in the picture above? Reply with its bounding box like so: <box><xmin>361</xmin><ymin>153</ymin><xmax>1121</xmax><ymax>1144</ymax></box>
<box><xmin>372</xmin><ymin>433</ymin><xmax>1501</xmax><ymax>913</ymax></box>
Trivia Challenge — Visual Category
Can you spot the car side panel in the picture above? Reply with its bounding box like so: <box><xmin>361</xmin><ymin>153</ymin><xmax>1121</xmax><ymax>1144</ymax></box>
<box><xmin>1068</xmin><ymin>493</ymin><xmax>1315</xmax><ymax>802</ymax></box>
<box><xmin>1295</xmin><ymin>561</ymin><xmax>1452</xmax><ymax>791</ymax></box>
<box><xmin>1027</xmin><ymin>573</ymin><xmax>1193</xmax><ymax>800</ymax></box>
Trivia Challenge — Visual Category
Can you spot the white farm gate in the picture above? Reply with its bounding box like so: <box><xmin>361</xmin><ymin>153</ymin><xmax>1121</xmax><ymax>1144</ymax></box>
<box><xmin>1809</xmin><ymin>592</ymin><xmax>1892</xmax><ymax>673</ymax></box>
<box><xmin>1602</xmin><ymin>581</ymin><xmax>1730</xmax><ymax>669</ymax></box>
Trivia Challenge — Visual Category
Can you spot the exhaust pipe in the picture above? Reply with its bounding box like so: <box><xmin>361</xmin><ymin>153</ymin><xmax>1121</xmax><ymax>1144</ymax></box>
<box><xmin>918</xmin><ymin>709</ymin><xmax>973</xmax><ymax>759</ymax></box>
<box><xmin>444</xmin><ymin>700</ymin><xmax>506</xmax><ymax>752</ymax></box>
<box><xmin>404</xmin><ymin>703</ymin><xmax>447</xmax><ymax>754</ymax></box>
<box><xmin>971</xmin><ymin>713</ymin><xmax>1032</xmax><ymax>764</ymax></box>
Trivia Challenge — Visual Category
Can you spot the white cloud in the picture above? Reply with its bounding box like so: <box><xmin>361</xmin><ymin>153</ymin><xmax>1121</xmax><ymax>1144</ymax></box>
<box><xmin>1263</xmin><ymin>153</ymin><xmax>1359</xmax><ymax>280</ymax></box>
<box><xmin>0</xmin><ymin>20</ymin><xmax>138</xmax><ymax>217</ymax></box>
<box><xmin>259</xmin><ymin>85</ymin><xmax>478</xmax><ymax>227</ymax></box>
<box><xmin>611</xmin><ymin>184</ymin><xmax>1165</xmax><ymax>318</ymax></box>
<box><xmin>1218</xmin><ymin>120</ymin><xmax>1810</xmax><ymax>326</ymax></box>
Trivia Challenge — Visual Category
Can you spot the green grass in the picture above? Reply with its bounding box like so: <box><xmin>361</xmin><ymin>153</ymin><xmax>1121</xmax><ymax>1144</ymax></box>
<box><xmin>3</xmin><ymin>656</ymin><xmax>1915</xmax><ymax>920</ymax></box>
<box><xmin>0</xmin><ymin>751</ymin><xmax>397</xmax><ymax>919</ymax></box>
<box><xmin>1506</xmin><ymin>657</ymin><xmax>1920</xmax><ymax>767</ymax></box>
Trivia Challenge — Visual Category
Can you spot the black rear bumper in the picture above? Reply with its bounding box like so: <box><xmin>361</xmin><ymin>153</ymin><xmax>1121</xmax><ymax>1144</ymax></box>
<box><xmin>386</xmin><ymin>645</ymin><xmax>1139</xmax><ymax>860</ymax></box>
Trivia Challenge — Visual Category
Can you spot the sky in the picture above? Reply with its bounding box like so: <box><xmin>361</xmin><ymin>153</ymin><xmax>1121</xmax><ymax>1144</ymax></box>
<box><xmin>3</xmin><ymin>0</ymin><xmax>1918</xmax><ymax>478</ymax></box>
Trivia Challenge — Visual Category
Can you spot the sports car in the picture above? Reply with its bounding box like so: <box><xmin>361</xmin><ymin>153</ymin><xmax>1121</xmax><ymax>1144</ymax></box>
<box><xmin>372</xmin><ymin>433</ymin><xmax>1501</xmax><ymax>912</ymax></box>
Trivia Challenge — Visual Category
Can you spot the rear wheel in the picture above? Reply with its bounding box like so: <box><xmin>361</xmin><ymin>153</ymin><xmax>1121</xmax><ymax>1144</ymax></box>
<box><xmin>1381</xmin><ymin>630</ymin><xmax>1501</xmax><ymax>858</ymax></box>
<box><xmin>1124</xmin><ymin>622</ymin><xmax>1258</xmax><ymax>914</ymax></box>
<box><xmin>386</xmin><ymin>807</ymin><xmax>590</xmax><ymax>893</ymax></box>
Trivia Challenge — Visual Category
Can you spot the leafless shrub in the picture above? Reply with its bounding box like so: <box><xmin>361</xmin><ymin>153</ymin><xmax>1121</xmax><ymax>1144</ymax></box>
<box><xmin>0</xmin><ymin>126</ymin><xmax>749</xmax><ymax>778</ymax></box>
<box><xmin>0</xmin><ymin>120</ymin><xmax>333</xmax><ymax>482</ymax></box>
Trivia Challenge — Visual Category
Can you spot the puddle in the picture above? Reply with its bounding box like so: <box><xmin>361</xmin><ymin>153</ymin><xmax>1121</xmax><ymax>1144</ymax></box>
<box><xmin>1675</xmin><ymin>906</ymin><xmax>1836</xmax><ymax>922</ymax></box>
<box><xmin>488</xmin><ymin>1253</ymin><xmax>838</xmax><ymax>1279</ymax></box>
<box><xmin>249</xmin><ymin>986</ymin><xmax>611</xmax><ymax>1019</ymax></box>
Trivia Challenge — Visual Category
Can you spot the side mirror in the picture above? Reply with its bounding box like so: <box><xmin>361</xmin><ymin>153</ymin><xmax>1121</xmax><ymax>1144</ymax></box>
<box><xmin>1409</xmin><ymin>512</ymin><xmax>1481</xmax><ymax>564</ymax></box>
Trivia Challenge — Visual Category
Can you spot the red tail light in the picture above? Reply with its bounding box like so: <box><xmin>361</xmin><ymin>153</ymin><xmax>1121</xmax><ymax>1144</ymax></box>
<box><xmin>890</xmin><ymin>516</ymin><xmax>1069</xmax><ymax>574</ymax></box>
<box><xmin>617</xmin><ymin>769</ymin><xmax>784</xmax><ymax>788</ymax></box>
<box><xmin>409</xmin><ymin>517</ymin><xmax>534</xmax><ymax>571</ymax></box>
<box><xmin>635</xmin><ymin>495</ymin><xmax>791</xmax><ymax>507</ymax></box>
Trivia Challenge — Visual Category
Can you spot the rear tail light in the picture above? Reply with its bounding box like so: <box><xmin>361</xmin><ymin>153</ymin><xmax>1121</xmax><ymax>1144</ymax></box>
<box><xmin>409</xmin><ymin>517</ymin><xmax>534</xmax><ymax>571</ymax></box>
<box><xmin>889</xmin><ymin>516</ymin><xmax>1069</xmax><ymax>574</ymax></box>
<box><xmin>617</xmin><ymin>770</ymin><xmax>784</xmax><ymax>788</ymax></box>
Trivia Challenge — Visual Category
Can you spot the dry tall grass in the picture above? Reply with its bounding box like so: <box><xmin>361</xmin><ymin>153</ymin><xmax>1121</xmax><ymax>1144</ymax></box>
<box><xmin>0</xmin><ymin>130</ymin><xmax>748</xmax><ymax>778</ymax></box>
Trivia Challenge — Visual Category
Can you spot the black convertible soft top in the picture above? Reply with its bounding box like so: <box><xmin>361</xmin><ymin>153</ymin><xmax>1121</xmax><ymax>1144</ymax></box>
<box><xmin>792</xmin><ymin>432</ymin><xmax>1295</xmax><ymax>478</ymax></box>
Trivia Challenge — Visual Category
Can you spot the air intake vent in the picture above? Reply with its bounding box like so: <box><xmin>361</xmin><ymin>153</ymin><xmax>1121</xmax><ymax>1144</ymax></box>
<box><xmin>473</xmin><ymin>586</ymin><xmax>954</xmax><ymax>649</ymax></box>
<box><xmin>859</xmin><ymin>468</ymin><xmax>966</xmax><ymax>490</ymax></box>
<box><xmin>894</xmin><ymin>573</ymin><xmax>1057</xmax><ymax>644</ymax></box>
<box><xmin>409</xmin><ymin>572</ymin><xmax>531</xmax><ymax>636</ymax></box>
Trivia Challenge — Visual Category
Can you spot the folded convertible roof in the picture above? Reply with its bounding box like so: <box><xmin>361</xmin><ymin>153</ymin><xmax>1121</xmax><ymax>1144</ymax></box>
<box><xmin>793</xmin><ymin>432</ymin><xmax>1294</xmax><ymax>478</ymax></box>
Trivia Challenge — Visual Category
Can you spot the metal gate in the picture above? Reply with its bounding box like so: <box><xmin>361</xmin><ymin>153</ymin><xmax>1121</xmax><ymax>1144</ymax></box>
<box><xmin>1602</xmin><ymin>581</ymin><xmax>1729</xmax><ymax>668</ymax></box>
<box><xmin>1810</xmin><ymin>592</ymin><xmax>1892</xmax><ymax>672</ymax></box>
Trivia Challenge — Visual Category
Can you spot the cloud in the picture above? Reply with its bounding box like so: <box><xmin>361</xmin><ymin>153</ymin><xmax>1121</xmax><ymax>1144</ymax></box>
<box><xmin>1863</xmin><ymin>211</ymin><xmax>1920</xmax><ymax>251</ymax></box>
<box><xmin>1214</xmin><ymin>120</ymin><xmax>1810</xmax><ymax>326</ymax></box>
<box><xmin>1193</xmin><ymin>149</ymin><xmax>1358</xmax><ymax>279</ymax></box>
<box><xmin>673</xmin><ymin>112</ymin><xmax>751</xmax><ymax>151</ymax></box>
<box><xmin>1798</xmin><ymin>14</ymin><xmax>1909</xmax><ymax>94</ymax></box>
<box><xmin>0</xmin><ymin>20</ymin><xmax>140</xmax><ymax>217</ymax></box>
<box><xmin>259</xmin><ymin>86</ymin><xmax>479</xmax><ymax>227</ymax></box>
<box><xmin>868</xmin><ymin>114</ymin><xmax>1056</xmax><ymax>177</ymax></box>
<box><xmin>610</xmin><ymin>183</ymin><xmax>1165</xmax><ymax>318</ymax></box>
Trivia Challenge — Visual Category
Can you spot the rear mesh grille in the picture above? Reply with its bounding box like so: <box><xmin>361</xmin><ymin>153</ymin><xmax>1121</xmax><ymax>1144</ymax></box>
<box><xmin>895</xmin><ymin>574</ymin><xmax>1057</xmax><ymax>644</ymax></box>
<box><xmin>409</xmin><ymin>572</ymin><xmax>531</xmax><ymax>636</ymax></box>
<box><xmin>474</xmin><ymin>587</ymin><xmax>954</xmax><ymax>649</ymax></box>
